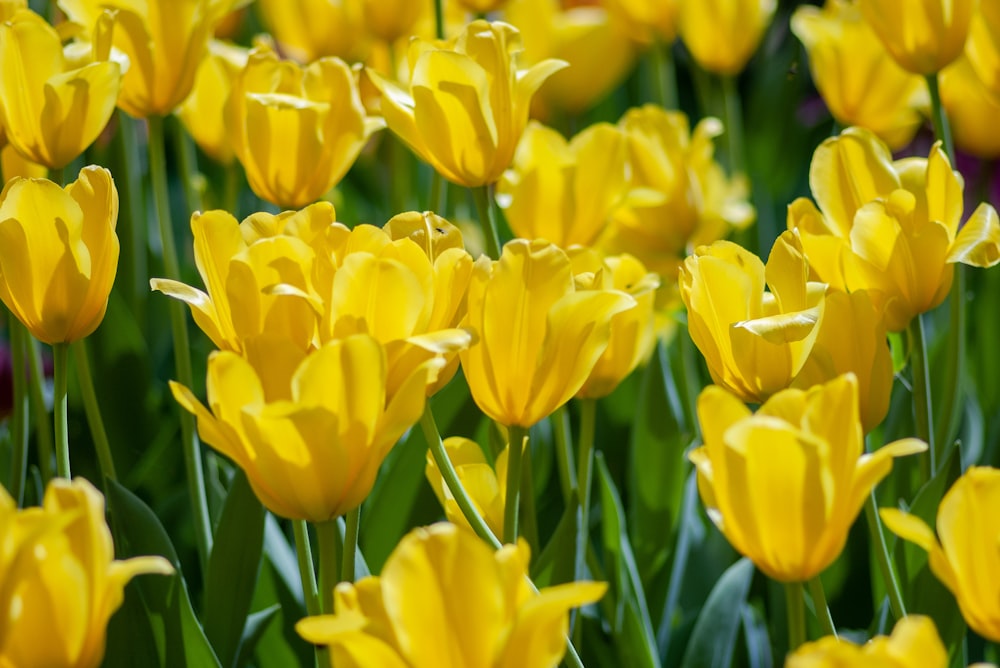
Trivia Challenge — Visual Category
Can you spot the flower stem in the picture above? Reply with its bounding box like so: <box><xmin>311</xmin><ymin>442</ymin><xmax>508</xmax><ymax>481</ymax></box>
<box><xmin>471</xmin><ymin>184</ymin><xmax>501</xmax><ymax>260</ymax></box>
<box><xmin>907</xmin><ymin>314</ymin><xmax>936</xmax><ymax>475</ymax></box>
<box><xmin>173</xmin><ymin>116</ymin><xmax>203</xmax><ymax>214</ymax></box>
<box><xmin>576</xmin><ymin>398</ymin><xmax>597</xmax><ymax>556</ymax></box>
<box><xmin>865</xmin><ymin>492</ymin><xmax>907</xmax><ymax>620</ymax></box>
<box><xmin>316</xmin><ymin>520</ymin><xmax>339</xmax><ymax>615</ymax></box>
<box><xmin>808</xmin><ymin>577</ymin><xmax>837</xmax><ymax>638</ymax></box>
<box><xmin>341</xmin><ymin>506</ymin><xmax>360</xmax><ymax>583</ymax></box>
<box><xmin>925</xmin><ymin>73</ymin><xmax>955</xmax><ymax>162</ymax></box>
<box><xmin>49</xmin><ymin>166</ymin><xmax>65</xmax><ymax>187</ymax></box>
<box><xmin>148</xmin><ymin>114</ymin><xmax>213</xmax><ymax>572</ymax></box>
<box><xmin>53</xmin><ymin>342</ymin><xmax>70</xmax><ymax>479</ymax></box>
<box><xmin>26</xmin><ymin>338</ymin><xmax>53</xmax><ymax>482</ymax></box>
<box><xmin>72</xmin><ymin>340</ymin><xmax>117</xmax><ymax>485</ymax></box>
<box><xmin>8</xmin><ymin>320</ymin><xmax>29</xmax><ymax>505</ymax></box>
<box><xmin>292</xmin><ymin>520</ymin><xmax>320</xmax><ymax>617</ymax></box>
<box><xmin>785</xmin><ymin>581</ymin><xmax>806</xmax><ymax>651</ymax></box>
<box><xmin>649</xmin><ymin>39</ymin><xmax>678</xmax><ymax>109</ymax></box>
<box><xmin>433</xmin><ymin>0</ymin><xmax>445</xmax><ymax>39</ymax></box>
<box><xmin>116</xmin><ymin>112</ymin><xmax>148</xmax><ymax>324</ymax></box>
<box><xmin>721</xmin><ymin>75</ymin><xmax>745</xmax><ymax>177</ymax></box>
<box><xmin>552</xmin><ymin>406</ymin><xmax>577</xmax><ymax>504</ymax></box>
<box><xmin>504</xmin><ymin>425</ymin><xmax>528</xmax><ymax>544</ymax></box>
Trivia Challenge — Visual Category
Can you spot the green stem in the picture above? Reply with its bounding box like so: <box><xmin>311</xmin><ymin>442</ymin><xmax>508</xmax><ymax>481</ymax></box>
<box><xmin>907</xmin><ymin>314</ymin><xmax>936</xmax><ymax>475</ymax></box>
<box><xmin>520</xmin><ymin>439</ymin><xmax>539</xmax><ymax>551</ymax></box>
<box><xmin>72</xmin><ymin>340</ymin><xmax>117</xmax><ymax>484</ymax></box>
<box><xmin>576</xmin><ymin>398</ymin><xmax>596</xmax><ymax>554</ymax></box>
<box><xmin>149</xmin><ymin>114</ymin><xmax>214</xmax><ymax>571</ymax></box>
<box><xmin>53</xmin><ymin>343</ymin><xmax>70</xmax><ymax>479</ymax></box>
<box><xmin>552</xmin><ymin>406</ymin><xmax>577</xmax><ymax>504</ymax></box>
<box><xmin>421</xmin><ymin>406</ymin><xmax>502</xmax><ymax>548</ymax></box>
<box><xmin>808</xmin><ymin>577</ymin><xmax>837</xmax><ymax>638</ymax></box>
<box><xmin>316</xmin><ymin>520</ymin><xmax>339</xmax><ymax>615</ymax></box>
<box><xmin>8</xmin><ymin>320</ymin><xmax>29</xmax><ymax>505</ymax></box>
<box><xmin>936</xmin><ymin>265</ymin><xmax>965</xmax><ymax>452</ymax></box>
<box><xmin>292</xmin><ymin>520</ymin><xmax>320</xmax><ymax>617</ymax></box>
<box><xmin>49</xmin><ymin>166</ymin><xmax>65</xmax><ymax>187</ymax></box>
<box><xmin>649</xmin><ymin>39</ymin><xmax>678</xmax><ymax>109</ymax></box>
<box><xmin>504</xmin><ymin>425</ymin><xmax>528</xmax><ymax>544</ymax></box>
<box><xmin>865</xmin><ymin>492</ymin><xmax>907</xmax><ymax>619</ymax></box>
<box><xmin>428</xmin><ymin>169</ymin><xmax>446</xmax><ymax>214</ymax></box>
<box><xmin>925</xmin><ymin>73</ymin><xmax>955</xmax><ymax>162</ymax></box>
<box><xmin>471</xmin><ymin>184</ymin><xmax>502</xmax><ymax>260</ymax></box>
<box><xmin>173</xmin><ymin>117</ymin><xmax>203</xmax><ymax>214</ymax></box>
<box><xmin>785</xmin><ymin>581</ymin><xmax>806</xmax><ymax>651</ymax></box>
<box><xmin>116</xmin><ymin>112</ymin><xmax>148</xmax><ymax>323</ymax></box>
<box><xmin>26</xmin><ymin>338</ymin><xmax>53</xmax><ymax>482</ymax></box>
<box><xmin>433</xmin><ymin>0</ymin><xmax>445</xmax><ymax>39</ymax></box>
<box><xmin>341</xmin><ymin>506</ymin><xmax>360</xmax><ymax>583</ymax></box>
<box><xmin>721</xmin><ymin>75</ymin><xmax>746</xmax><ymax>177</ymax></box>
<box><xmin>224</xmin><ymin>162</ymin><xmax>241</xmax><ymax>217</ymax></box>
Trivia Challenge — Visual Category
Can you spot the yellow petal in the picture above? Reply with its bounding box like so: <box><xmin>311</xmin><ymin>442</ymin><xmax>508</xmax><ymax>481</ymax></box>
<box><xmin>948</xmin><ymin>203</ymin><xmax>1000</xmax><ymax>267</ymax></box>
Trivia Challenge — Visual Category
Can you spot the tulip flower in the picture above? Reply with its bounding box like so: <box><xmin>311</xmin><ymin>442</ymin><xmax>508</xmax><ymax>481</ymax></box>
<box><xmin>603</xmin><ymin>0</ymin><xmax>679</xmax><ymax>45</ymax></box>
<box><xmin>690</xmin><ymin>374</ymin><xmax>926</xmax><ymax>583</ymax></box>
<box><xmin>367</xmin><ymin>20</ymin><xmax>567</xmax><ymax>187</ymax></box>
<box><xmin>0</xmin><ymin>477</ymin><xmax>173</xmax><ymax>668</ymax></box>
<box><xmin>940</xmin><ymin>55</ymin><xmax>1000</xmax><ymax>159</ymax></box>
<box><xmin>678</xmin><ymin>0</ymin><xmax>777</xmax><ymax>76</ymax></box>
<box><xmin>791</xmin><ymin>0</ymin><xmax>929</xmax><ymax>151</ymax></box>
<box><xmin>361</xmin><ymin>0</ymin><xmax>423</xmax><ymax>44</ymax></box>
<box><xmin>256</xmin><ymin>0</ymin><xmax>368</xmax><ymax>64</ymax></box>
<box><xmin>58</xmin><ymin>0</ymin><xmax>235</xmax><ymax>118</ymax></box>
<box><xmin>497</xmin><ymin>121</ymin><xmax>629</xmax><ymax>248</ymax></box>
<box><xmin>425</xmin><ymin>436</ymin><xmax>507</xmax><ymax>537</ymax></box>
<box><xmin>881</xmin><ymin>467</ymin><xmax>1000</xmax><ymax>643</ymax></box>
<box><xmin>226</xmin><ymin>44</ymin><xmax>384</xmax><ymax>208</ymax></box>
<box><xmin>0</xmin><ymin>9</ymin><xmax>123</xmax><ymax>169</ymax></box>
<box><xmin>0</xmin><ymin>166</ymin><xmax>118</xmax><ymax>345</ymax></box>
<box><xmin>296</xmin><ymin>522</ymin><xmax>606</xmax><ymax>667</ymax></box>
<box><xmin>460</xmin><ymin>239</ymin><xmax>635</xmax><ymax>428</ymax></box>
<box><xmin>859</xmin><ymin>0</ymin><xmax>974</xmax><ymax>75</ymax></box>
<box><xmin>787</xmin><ymin>127</ymin><xmax>1000</xmax><ymax>332</ymax></box>
<box><xmin>786</xmin><ymin>615</ymin><xmax>947</xmax><ymax>668</ymax></box>
<box><xmin>172</xmin><ymin>334</ymin><xmax>443</xmax><ymax>522</ymax></box>
<box><xmin>176</xmin><ymin>39</ymin><xmax>249</xmax><ymax>165</ymax></box>
<box><xmin>967</xmin><ymin>1</ymin><xmax>1000</xmax><ymax>97</ymax></box>
<box><xmin>455</xmin><ymin>0</ymin><xmax>508</xmax><ymax>12</ymax></box>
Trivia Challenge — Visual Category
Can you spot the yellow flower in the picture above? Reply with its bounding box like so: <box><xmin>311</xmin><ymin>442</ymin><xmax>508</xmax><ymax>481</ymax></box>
<box><xmin>361</xmin><ymin>0</ymin><xmax>423</xmax><ymax>44</ymax></box>
<box><xmin>460</xmin><ymin>239</ymin><xmax>635</xmax><ymax>427</ymax></box>
<box><xmin>940</xmin><ymin>54</ymin><xmax>1000</xmax><ymax>159</ymax></box>
<box><xmin>787</xmin><ymin>127</ymin><xmax>1000</xmax><ymax>332</ymax></box>
<box><xmin>603</xmin><ymin>0</ymin><xmax>679</xmax><ymax>45</ymax></box>
<box><xmin>881</xmin><ymin>467</ymin><xmax>1000</xmax><ymax>643</ymax></box>
<box><xmin>679</xmin><ymin>234</ymin><xmax>826</xmax><ymax>404</ymax></box>
<box><xmin>0</xmin><ymin>166</ymin><xmax>118</xmax><ymax>345</ymax></box>
<box><xmin>58</xmin><ymin>0</ymin><xmax>234</xmax><ymax>117</ymax></box>
<box><xmin>226</xmin><ymin>44</ymin><xmax>384</xmax><ymax>208</ymax></box>
<box><xmin>296</xmin><ymin>522</ymin><xmax>606</xmax><ymax>668</ymax></box>
<box><xmin>859</xmin><ymin>0</ymin><xmax>975</xmax><ymax>75</ymax></box>
<box><xmin>503</xmin><ymin>0</ymin><xmax>637</xmax><ymax>115</ymax></box>
<box><xmin>0</xmin><ymin>477</ymin><xmax>173</xmax><ymax>668</ymax></box>
<box><xmin>176</xmin><ymin>39</ymin><xmax>249</xmax><ymax>165</ymax></box>
<box><xmin>967</xmin><ymin>1</ymin><xmax>1000</xmax><ymax>97</ymax></box>
<box><xmin>570</xmin><ymin>248</ymin><xmax>660</xmax><ymax>399</ymax></box>
<box><xmin>255</xmin><ymin>0</ymin><xmax>367</xmax><ymax>64</ymax></box>
<box><xmin>497</xmin><ymin>121</ymin><xmax>629</xmax><ymax>248</ymax></box>
<box><xmin>791</xmin><ymin>0</ymin><xmax>929</xmax><ymax>151</ymax></box>
<box><xmin>786</xmin><ymin>615</ymin><xmax>947</xmax><ymax>668</ymax></box>
<box><xmin>679</xmin><ymin>0</ymin><xmax>776</xmax><ymax>76</ymax></box>
<box><xmin>425</xmin><ymin>436</ymin><xmax>507</xmax><ymax>537</ymax></box>
<box><xmin>172</xmin><ymin>334</ymin><xmax>442</xmax><ymax>522</ymax></box>
<box><xmin>0</xmin><ymin>9</ymin><xmax>122</xmax><ymax>169</ymax></box>
<box><xmin>690</xmin><ymin>374</ymin><xmax>926</xmax><ymax>583</ymax></box>
<box><xmin>367</xmin><ymin>20</ymin><xmax>567</xmax><ymax>187</ymax></box>
<box><xmin>456</xmin><ymin>0</ymin><xmax>508</xmax><ymax>13</ymax></box>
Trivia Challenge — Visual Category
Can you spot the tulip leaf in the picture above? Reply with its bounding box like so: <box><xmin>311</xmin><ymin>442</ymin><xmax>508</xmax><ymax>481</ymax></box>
<box><xmin>888</xmin><ymin>331</ymin><xmax>909</xmax><ymax>374</ymax></box>
<box><xmin>104</xmin><ymin>580</ymin><xmax>164</xmax><ymax>668</ymax></box>
<box><xmin>679</xmin><ymin>558</ymin><xmax>754</xmax><ymax>668</ymax></box>
<box><xmin>234</xmin><ymin>604</ymin><xmax>281</xmax><ymax>668</ymax></box>
<box><xmin>105</xmin><ymin>478</ymin><xmax>222</xmax><ymax>668</ymax></box>
<box><xmin>203</xmin><ymin>470</ymin><xmax>266</xmax><ymax>668</ymax></box>
<box><xmin>741</xmin><ymin>602</ymin><xmax>773</xmax><ymax>668</ymax></box>
<box><xmin>531</xmin><ymin>497</ymin><xmax>580</xmax><ymax>587</ymax></box>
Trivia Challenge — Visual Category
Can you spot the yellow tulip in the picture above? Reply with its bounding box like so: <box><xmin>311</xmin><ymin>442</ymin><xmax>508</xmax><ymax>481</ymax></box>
<box><xmin>226</xmin><ymin>44</ymin><xmax>384</xmax><ymax>208</ymax></box>
<box><xmin>296</xmin><ymin>522</ymin><xmax>606</xmax><ymax>668</ymax></box>
<box><xmin>255</xmin><ymin>0</ymin><xmax>367</xmax><ymax>64</ymax></box>
<box><xmin>367</xmin><ymin>20</ymin><xmax>567</xmax><ymax>187</ymax></box>
<box><xmin>881</xmin><ymin>467</ymin><xmax>1000</xmax><ymax>643</ymax></box>
<box><xmin>361</xmin><ymin>0</ymin><xmax>422</xmax><ymax>44</ymax></box>
<box><xmin>603</xmin><ymin>0</ymin><xmax>679</xmax><ymax>45</ymax></box>
<box><xmin>460</xmin><ymin>238</ymin><xmax>635</xmax><ymax>427</ymax></box>
<box><xmin>497</xmin><ymin>121</ymin><xmax>629</xmax><ymax>248</ymax></box>
<box><xmin>679</xmin><ymin>0</ymin><xmax>776</xmax><ymax>76</ymax></box>
<box><xmin>0</xmin><ymin>477</ymin><xmax>173</xmax><ymax>668</ymax></box>
<box><xmin>455</xmin><ymin>0</ymin><xmax>508</xmax><ymax>13</ymax></box>
<box><xmin>58</xmin><ymin>0</ymin><xmax>234</xmax><ymax>118</ymax></box>
<box><xmin>859</xmin><ymin>0</ymin><xmax>975</xmax><ymax>75</ymax></box>
<box><xmin>679</xmin><ymin>234</ymin><xmax>826</xmax><ymax>404</ymax></box>
<box><xmin>503</xmin><ymin>0</ymin><xmax>637</xmax><ymax>115</ymax></box>
<box><xmin>425</xmin><ymin>436</ymin><xmax>507</xmax><ymax>537</ymax></box>
<box><xmin>176</xmin><ymin>39</ymin><xmax>249</xmax><ymax>165</ymax></box>
<box><xmin>787</xmin><ymin>127</ymin><xmax>1000</xmax><ymax>332</ymax></box>
<box><xmin>0</xmin><ymin>9</ymin><xmax>122</xmax><ymax>169</ymax></box>
<box><xmin>791</xmin><ymin>0</ymin><xmax>929</xmax><ymax>151</ymax></box>
<box><xmin>967</xmin><ymin>1</ymin><xmax>1000</xmax><ymax>97</ymax></box>
<box><xmin>786</xmin><ymin>616</ymin><xmax>947</xmax><ymax>668</ymax></box>
<box><xmin>941</xmin><ymin>55</ymin><xmax>1000</xmax><ymax>159</ymax></box>
<box><xmin>1</xmin><ymin>143</ymin><xmax>48</xmax><ymax>180</ymax></box>
<box><xmin>0</xmin><ymin>166</ymin><xmax>118</xmax><ymax>345</ymax></box>
<box><xmin>172</xmin><ymin>334</ymin><xmax>442</xmax><ymax>522</ymax></box>
<box><xmin>690</xmin><ymin>374</ymin><xmax>926</xmax><ymax>583</ymax></box>
<box><xmin>570</xmin><ymin>248</ymin><xmax>660</xmax><ymax>399</ymax></box>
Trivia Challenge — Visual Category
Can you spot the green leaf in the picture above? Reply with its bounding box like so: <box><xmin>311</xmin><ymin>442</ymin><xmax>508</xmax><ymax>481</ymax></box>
<box><xmin>531</xmin><ymin>498</ymin><xmax>580</xmax><ymax>587</ymax></box>
<box><xmin>234</xmin><ymin>604</ymin><xmax>281</xmax><ymax>668</ymax></box>
<box><xmin>203</xmin><ymin>470</ymin><xmax>266</xmax><ymax>668</ymax></box>
<box><xmin>888</xmin><ymin>331</ymin><xmax>909</xmax><ymax>374</ymax></box>
<box><xmin>679</xmin><ymin>558</ymin><xmax>754</xmax><ymax>668</ymax></box>
<box><xmin>741</xmin><ymin>603</ymin><xmax>773</xmax><ymax>668</ymax></box>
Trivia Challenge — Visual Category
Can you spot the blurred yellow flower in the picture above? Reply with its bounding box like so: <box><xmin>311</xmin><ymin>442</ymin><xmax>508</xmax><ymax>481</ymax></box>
<box><xmin>367</xmin><ymin>20</ymin><xmax>566</xmax><ymax>187</ymax></box>
<box><xmin>497</xmin><ymin>121</ymin><xmax>629</xmax><ymax>248</ymax></box>
<box><xmin>226</xmin><ymin>44</ymin><xmax>384</xmax><ymax>208</ymax></box>
<box><xmin>679</xmin><ymin>0</ymin><xmax>776</xmax><ymax>75</ymax></box>
<box><xmin>176</xmin><ymin>39</ymin><xmax>249</xmax><ymax>165</ymax></box>
<box><xmin>690</xmin><ymin>374</ymin><xmax>925</xmax><ymax>583</ymax></box>
<box><xmin>0</xmin><ymin>477</ymin><xmax>173</xmax><ymax>668</ymax></box>
<box><xmin>425</xmin><ymin>436</ymin><xmax>507</xmax><ymax>537</ymax></box>
<box><xmin>788</xmin><ymin>127</ymin><xmax>1000</xmax><ymax>332</ymax></box>
<box><xmin>882</xmin><ymin>467</ymin><xmax>1000</xmax><ymax>643</ymax></box>
<box><xmin>460</xmin><ymin>238</ymin><xmax>635</xmax><ymax>427</ymax></box>
<box><xmin>360</xmin><ymin>0</ymin><xmax>422</xmax><ymax>44</ymax></box>
<box><xmin>296</xmin><ymin>522</ymin><xmax>606</xmax><ymax>668</ymax></box>
<box><xmin>0</xmin><ymin>166</ymin><xmax>118</xmax><ymax>345</ymax></box>
<box><xmin>172</xmin><ymin>334</ymin><xmax>442</xmax><ymax>522</ymax></box>
<box><xmin>940</xmin><ymin>54</ymin><xmax>1000</xmax><ymax>159</ymax></box>
<box><xmin>456</xmin><ymin>0</ymin><xmax>508</xmax><ymax>13</ymax></box>
<box><xmin>603</xmin><ymin>0</ymin><xmax>679</xmax><ymax>45</ymax></box>
<box><xmin>0</xmin><ymin>9</ymin><xmax>123</xmax><ymax>169</ymax></box>
<box><xmin>967</xmin><ymin>1</ymin><xmax>1000</xmax><ymax>96</ymax></box>
<box><xmin>786</xmin><ymin>615</ymin><xmax>947</xmax><ymax>668</ymax></box>
<box><xmin>859</xmin><ymin>0</ymin><xmax>974</xmax><ymax>75</ymax></box>
<box><xmin>256</xmin><ymin>0</ymin><xmax>368</xmax><ymax>64</ymax></box>
<box><xmin>791</xmin><ymin>0</ymin><xmax>929</xmax><ymax>151</ymax></box>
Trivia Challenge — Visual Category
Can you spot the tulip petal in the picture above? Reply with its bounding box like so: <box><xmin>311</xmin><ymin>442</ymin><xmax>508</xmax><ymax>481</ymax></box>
<box><xmin>948</xmin><ymin>203</ymin><xmax>1000</xmax><ymax>267</ymax></box>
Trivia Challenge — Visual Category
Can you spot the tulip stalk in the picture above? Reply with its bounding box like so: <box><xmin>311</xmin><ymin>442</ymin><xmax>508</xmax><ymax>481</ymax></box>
<box><xmin>721</xmin><ymin>75</ymin><xmax>746</xmax><ymax>177</ymax></box>
<box><xmin>504</xmin><ymin>425</ymin><xmax>529</xmax><ymax>544</ymax></box>
<box><xmin>8</xmin><ymin>320</ymin><xmax>29</xmax><ymax>506</ymax></box>
<box><xmin>53</xmin><ymin>342</ymin><xmax>70</xmax><ymax>479</ymax></box>
<box><xmin>471</xmin><ymin>184</ymin><xmax>502</xmax><ymax>260</ymax></box>
<box><xmin>808</xmin><ymin>577</ymin><xmax>837</xmax><ymax>638</ymax></box>
<box><xmin>316</xmin><ymin>520</ymin><xmax>339</xmax><ymax>615</ymax></box>
<box><xmin>650</xmin><ymin>39</ymin><xmax>679</xmax><ymax>109</ymax></box>
<box><xmin>576</xmin><ymin>398</ymin><xmax>597</xmax><ymax>561</ymax></box>
<box><xmin>785</xmin><ymin>581</ymin><xmax>806</xmax><ymax>651</ymax></box>
<box><xmin>925</xmin><ymin>74</ymin><xmax>955</xmax><ymax>162</ymax></box>
<box><xmin>27</xmin><ymin>338</ymin><xmax>53</xmax><ymax>482</ymax></box>
<box><xmin>115</xmin><ymin>112</ymin><xmax>148</xmax><ymax>321</ymax></box>
<box><xmin>908</xmin><ymin>314</ymin><xmax>936</xmax><ymax>475</ymax></box>
<box><xmin>864</xmin><ymin>491</ymin><xmax>907</xmax><ymax>620</ymax></box>
<box><xmin>72</xmin><ymin>340</ymin><xmax>118</xmax><ymax>484</ymax></box>
<box><xmin>552</xmin><ymin>406</ymin><xmax>577</xmax><ymax>504</ymax></box>
<box><xmin>341</xmin><ymin>507</ymin><xmax>360</xmax><ymax>583</ymax></box>
<box><xmin>292</xmin><ymin>520</ymin><xmax>320</xmax><ymax>617</ymax></box>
